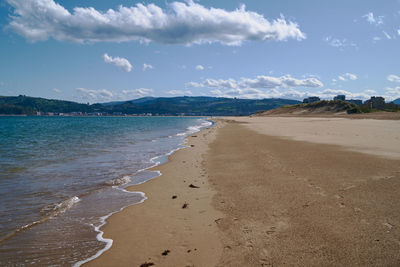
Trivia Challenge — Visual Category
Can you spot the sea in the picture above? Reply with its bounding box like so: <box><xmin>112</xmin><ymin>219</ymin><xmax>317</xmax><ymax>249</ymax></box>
<box><xmin>0</xmin><ymin>116</ymin><xmax>212</xmax><ymax>266</ymax></box>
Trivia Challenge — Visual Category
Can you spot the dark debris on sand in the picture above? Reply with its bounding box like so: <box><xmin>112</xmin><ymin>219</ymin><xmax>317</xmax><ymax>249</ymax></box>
<box><xmin>140</xmin><ymin>262</ymin><xmax>154</xmax><ymax>267</ymax></box>
<box><xmin>189</xmin><ymin>184</ymin><xmax>200</xmax><ymax>188</ymax></box>
<box><xmin>161</xmin><ymin>250</ymin><xmax>170</xmax><ymax>256</ymax></box>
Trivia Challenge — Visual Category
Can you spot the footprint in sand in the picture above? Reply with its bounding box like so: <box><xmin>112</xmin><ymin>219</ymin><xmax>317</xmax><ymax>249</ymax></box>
<box><xmin>383</xmin><ymin>222</ymin><xmax>394</xmax><ymax>232</ymax></box>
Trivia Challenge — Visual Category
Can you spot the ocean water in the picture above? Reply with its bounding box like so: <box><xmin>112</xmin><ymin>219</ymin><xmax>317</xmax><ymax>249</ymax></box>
<box><xmin>0</xmin><ymin>116</ymin><xmax>211</xmax><ymax>266</ymax></box>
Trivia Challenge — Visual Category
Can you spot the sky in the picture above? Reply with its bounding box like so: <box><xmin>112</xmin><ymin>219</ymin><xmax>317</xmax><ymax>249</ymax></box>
<box><xmin>0</xmin><ymin>0</ymin><xmax>400</xmax><ymax>103</ymax></box>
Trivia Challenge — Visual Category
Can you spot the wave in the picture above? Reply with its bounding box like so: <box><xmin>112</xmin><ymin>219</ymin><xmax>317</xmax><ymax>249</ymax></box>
<box><xmin>175</xmin><ymin>120</ymin><xmax>213</xmax><ymax>137</ymax></box>
<box><xmin>40</xmin><ymin>196</ymin><xmax>81</xmax><ymax>218</ymax></box>
<box><xmin>101</xmin><ymin>175</ymin><xmax>131</xmax><ymax>186</ymax></box>
<box><xmin>0</xmin><ymin>196</ymin><xmax>81</xmax><ymax>244</ymax></box>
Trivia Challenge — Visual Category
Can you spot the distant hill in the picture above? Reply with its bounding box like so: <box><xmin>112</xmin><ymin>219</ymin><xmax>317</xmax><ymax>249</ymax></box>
<box><xmin>0</xmin><ymin>95</ymin><xmax>96</xmax><ymax>115</ymax></box>
<box><xmin>101</xmin><ymin>96</ymin><xmax>301</xmax><ymax>116</ymax></box>
<box><xmin>393</xmin><ymin>98</ymin><xmax>400</xmax><ymax>105</ymax></box>
<box><xmin>0</xmin><ymin>95</ymin><xmax>300</xmax><ymax>116</ymax></box>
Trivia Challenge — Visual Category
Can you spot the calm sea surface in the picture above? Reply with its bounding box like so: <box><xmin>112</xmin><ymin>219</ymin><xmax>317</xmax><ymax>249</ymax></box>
<box><xmin>0</xmin><ymin>116</ymin><xmax>211</xmax><ymax>266</ymax></box>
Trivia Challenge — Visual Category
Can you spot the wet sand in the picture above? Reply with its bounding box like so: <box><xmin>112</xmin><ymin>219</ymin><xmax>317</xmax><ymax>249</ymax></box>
<box><xmin>87</xmin><ymin>117</ymin><xmax>400</xmax><ymax>266</ymax></box>
<box><xmin>86</xmin><ymin>122</ymin><xmax>225</xmax><ymax>267</ymax></box>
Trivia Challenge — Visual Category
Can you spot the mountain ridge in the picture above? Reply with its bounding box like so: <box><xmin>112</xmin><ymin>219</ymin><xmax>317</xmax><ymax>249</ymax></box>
<box><xmin>0</xmin><ymin>95</ymin><xmax>300</xmax><ymax>116</ymax></box>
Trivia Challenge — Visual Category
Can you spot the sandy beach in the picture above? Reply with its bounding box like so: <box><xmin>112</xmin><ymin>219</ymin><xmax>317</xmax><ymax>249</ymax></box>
<box><xmin>87</xmin><ymin>116</ymin><xmax>400</xmax><ymax>266</ymax></box>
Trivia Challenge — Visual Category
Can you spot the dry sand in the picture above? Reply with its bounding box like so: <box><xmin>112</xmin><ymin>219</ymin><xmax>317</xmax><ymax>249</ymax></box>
<box><xmin>87</xmin><ymin>116</ymin><xmax>400</xmax><ymax>266</ymax></box>
<box><xmin>233</xmin><ymin>116</ymin><xmax>400</xmax><ymax>159</ymax></box>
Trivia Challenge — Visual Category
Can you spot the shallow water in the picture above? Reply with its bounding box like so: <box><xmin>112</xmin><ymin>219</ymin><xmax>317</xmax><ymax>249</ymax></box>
<box><xmin>0</xmin><ymin>116</ymin><xmax>211</xmax><ymax>265</ymax></box>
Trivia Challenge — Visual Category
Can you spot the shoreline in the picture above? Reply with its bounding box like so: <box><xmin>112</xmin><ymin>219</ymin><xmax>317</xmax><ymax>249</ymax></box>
<box><xmin>85</xmin><ymin>116</ymin><xmax>400</xmax><ymax>266</ymax></box>
<box><xmin>85</xmin><ymin>120</ymin><xmax>224</xmax><ymax>266</ymax></box>
<box><xmin>74</xmin><ymin>119</ymin><xmax>215</xmax><ymax>266</ymax></box>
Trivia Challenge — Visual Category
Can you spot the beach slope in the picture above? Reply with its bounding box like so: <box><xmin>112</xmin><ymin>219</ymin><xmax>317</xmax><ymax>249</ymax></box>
<box><xmin>207</xmin><ymin>118</ymin><xmax>400</xmax><ymax>266</ymax></box>
<box><xmin>87</xmin><ymin>116</ymin><xmax>400</xmax><ymax>266</ymax></box>
<box><xmin>86</xmin><ymin>123</ymin><xmax>224</xmax><ymax>267</ymax></box>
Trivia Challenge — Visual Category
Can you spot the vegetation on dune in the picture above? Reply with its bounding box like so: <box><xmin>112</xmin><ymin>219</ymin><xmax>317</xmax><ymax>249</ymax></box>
<box><xmin>257</xmin><ymin>100</ymin><xmax>400</xmax><ymax>116</ymax></box>
<box><xmin>299</xmin><ymin>100</ymin><xmax>361</xmax><ymax>113</ymax></box>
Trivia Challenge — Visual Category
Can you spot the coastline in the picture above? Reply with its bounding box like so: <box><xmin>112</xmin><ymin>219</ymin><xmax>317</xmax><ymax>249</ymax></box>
<box><xmin>85</xmin><ymin>121</ymin><xmax>225</xmax><ymax>266</ymax></box>
<box><xmin>86</xmin><ymin>116</ymin><xmax>400</xmax><ymax>266</ymax></box>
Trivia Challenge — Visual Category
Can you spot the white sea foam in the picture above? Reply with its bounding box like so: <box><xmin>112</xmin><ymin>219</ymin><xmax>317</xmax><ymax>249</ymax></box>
<box><xmin>73</xmin><ymin>192</ymin><xmax>147</xmax><ymax>267</ymax></box>
<box><xmin>175</xmin><ymin>120</ymin><xmax>212</xmax><ymax>137</ymax></box>
<box><xmin>41</xmin><ymin>196</ymin><xmax>81</xmax><ymax>218</ymax></box>
<box><xmin>103</xmin><ymin>175</ymin><xmax>131</xmax><ymax>186</ymax></box>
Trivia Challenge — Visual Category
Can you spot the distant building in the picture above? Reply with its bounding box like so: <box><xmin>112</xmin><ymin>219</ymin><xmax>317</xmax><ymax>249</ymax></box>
<box><xmin>365</xmin><ymin>96</ymin><xmax>385</xmax><ymax>109</ymax></box>
<box><xmin>303</xmin><ymin>96</ymin><xmax>320</xmax><ymax>103</ymax></box>
<box><xmin>334</xmin><ymin>95</ymin><xmax>346</xmax><ymax>101</ymax></box>
<box><xmin>348</xmin><ymin>99</ymin><xmax>363</xmax><ymax>105</ymax></box>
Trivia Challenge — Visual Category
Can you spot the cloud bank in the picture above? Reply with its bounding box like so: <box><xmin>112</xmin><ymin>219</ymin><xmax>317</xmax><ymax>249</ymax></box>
<box><xmin>103</xmin><ymin>54</ymin><xmax>132</xmax><ymax>72</ymax></box>
<box><xmin>184</xmin><ymin>74</ymin><xmax>393</xmax><ymax>100</ymax></box>
<box><xmin>6</xmin><ymin>0</ymin><xmax>305</xmax><ymax>45</ymax></box>
<box><xmin>167</xmin><ymin>90</ymin><xmax>193</xmax><ymax>95</ymax></box>
<box><xmin>208</xmin><ymin>87</ymin><xmax>380</xmax><ymax>101</ymax></box>
<box><xmin>187</xmin><ymin>75</ymin><xmax>323</xmax><ymax>91</ymax></box>
<box><xmin>75</xmin><ymin>88</ymin><xmax>153</xmax><ymax>102</ymax></box>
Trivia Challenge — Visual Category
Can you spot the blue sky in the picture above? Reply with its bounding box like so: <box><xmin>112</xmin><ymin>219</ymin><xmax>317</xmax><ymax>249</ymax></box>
<box><xmin>1</xmin><ymin>0</ymin><xmax>400</xmax><ymax>103</ymax></box>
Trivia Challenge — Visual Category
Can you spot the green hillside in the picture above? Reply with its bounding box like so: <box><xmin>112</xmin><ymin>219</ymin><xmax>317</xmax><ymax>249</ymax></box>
<box><xmin>0</xmin><ymin>95</ymin><xmax>300</xmax><ymax>116</ymax></box>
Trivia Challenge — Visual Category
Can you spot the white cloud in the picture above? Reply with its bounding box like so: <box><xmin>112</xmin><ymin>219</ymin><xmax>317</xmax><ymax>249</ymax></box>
<box><xmin>242</xmin><ymin>75</ymin><xmax>323</xmax><ymax>88</ymax></box>
<box><xmin>373</xmin><ymin>36</ymin><xmax>382</xmax><ymax>42</ymax></box>
<box><xmin>398</xmin><ymin>29</ymin><xmax>400</xmax><ymax>36</ymax></box>
<box><xmin>337</xmin><ymin>73</ymin><xmax>358</xmax><ymax>81</ymax></box>
<box><xmin>195</xmin><ymin>65</ymin><xmax>204</xmax><ymax>71</ymax></box>
<box><xmin>324</xmin><ymin>36</ymin><xmax>357</xmax><ymax>50</ymax></box>
<box><xmin>75</xmin><ymin>87</ymin><xmax>153</xmax><ymax>102</ymax></box>
<box><xmin>167</xmin><ymin>90</ymin><xmax>192</xmax><ymax>95</ymax></box>
<box><xmin>143</xmin><ymin>63</ymin><xmax>154</xmax><ymax>71</ymax></box>
<box><xmin>103</xmin><ymin>53</ymin><xmax>132</xmax><ymax>72</ymax></box>
<box><xmin>76</xmin><ymin>88</ymin><xmax>114</xmax><ymax>101</ymax></box>
<box><xmin>385</xmin><ymin>86</ymin><xmax>400</xmax><ymax>100</ymax></box>
<box><xmin>204</xmin><ymin>78</ymin><xmax>237</xmax><ymax>89</ymax></box>
<box><xmin>121</xmin><ymin>88</ymin><xmax>154</xmax><ymax>98</ymax></box>
<box><xmin>6</xmin><ymin>0</ymin><xmax>305</xmax><ymax>45</ymax></box>
<box><xmin>187</xmin><ymin>75</ymin><xmax>323</xmax><ymax>91</ymax></box>
<box><xmin>320</xmin><ymin>89</ymin><xmax>373</xmax><ymax>100</ymax></box>
<box><xmin>52</xmin><ymin>88</ymin><xmax>61</xmax><ymax>93</ymax></box>
<box><xmin>363</xmin><ymin>12</ymin><xmax>384</xmax><ymax>26</ymax></box>
<box><xmin>387</xmin><ymin>74</ymin><xmax>400</xmax><ymax>83</ymax></box>
<box><xmin>364</xmin><ymin>89</ymin><xmax>377</xmax><ymax>94</ymax></box>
